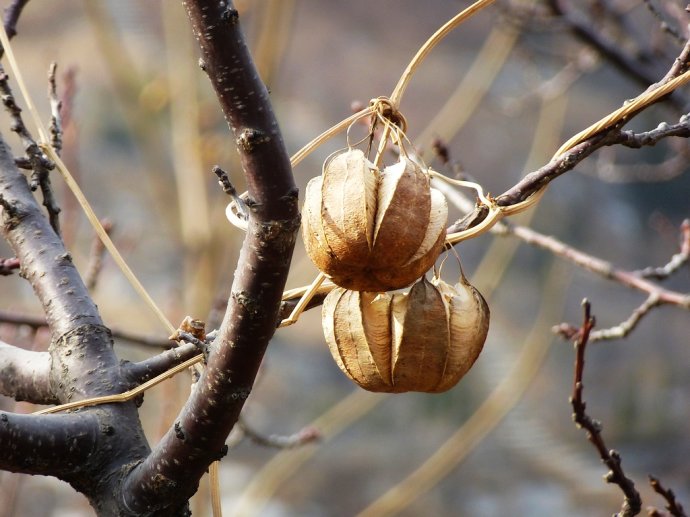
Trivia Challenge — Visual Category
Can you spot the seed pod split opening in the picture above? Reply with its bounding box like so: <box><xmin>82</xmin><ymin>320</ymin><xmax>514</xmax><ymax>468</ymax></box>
<box><xmin>302</xmin><ymin>149</ymin><xmax>447</xmax><ymax>292</ymax></box>
<box><xmin>323</xmin><ymin>275</ymin><xmax>490</xmax><ymax>393</ymax></box>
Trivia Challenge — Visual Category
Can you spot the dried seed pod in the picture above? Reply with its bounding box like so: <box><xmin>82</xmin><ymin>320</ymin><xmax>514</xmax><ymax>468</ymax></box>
<box><xmin>323</xmin><ymin>275</ymin><xmax>489</xmax><ymax>393</ymax></box>
<box><xmin>302</xmin><ymin>149</ymin><xmax>447</xmax><ymax>292</ymax></box>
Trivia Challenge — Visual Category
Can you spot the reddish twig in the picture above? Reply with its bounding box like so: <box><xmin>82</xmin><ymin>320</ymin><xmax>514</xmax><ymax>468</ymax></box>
<box><xmin>570</xmin><ymin>300</ymin><xmax>642</xmax><ymax>517</ymax></box>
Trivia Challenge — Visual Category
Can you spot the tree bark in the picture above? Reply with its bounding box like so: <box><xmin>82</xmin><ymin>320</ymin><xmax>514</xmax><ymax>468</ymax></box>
<box><xmin>122</xmin><ymin>1</ymin><xmax>299</xmax><ymax>513</ymax></box>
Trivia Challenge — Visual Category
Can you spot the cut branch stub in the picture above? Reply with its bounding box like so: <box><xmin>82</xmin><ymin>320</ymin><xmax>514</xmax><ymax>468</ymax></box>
<box><xmin>323</xmin><ymin>275</ymin><xmax>489</xmax><ymax>393</ymax></box>
<box><xmin>303</xmin><ymin>149</ymin><xmax>447</xmax><ymax>292</ymax></box>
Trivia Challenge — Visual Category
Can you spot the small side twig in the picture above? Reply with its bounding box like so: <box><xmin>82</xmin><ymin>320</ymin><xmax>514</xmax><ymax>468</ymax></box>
<box><xmin>635</xmin><ymin>219</ymin><xmax>690</xmax><ymax>280</ymax></box>
<box><xmin>0</xmin><ymin>64</ymin><xmax>61</xmax><ymax>235</ymax></box>
<box><xmin>0</xmin><ymin>309</ymin><xmax>176</xmax><ymax>348</ymax></box>
<box><xmin>236</xmin><ymin>415</ymin><xmax>320</xmax><ymax>449</ymax></box>
<box><xmin>0</xmin><ymin>256</ymin><xmax>19</xmax><ymax>275</ymax></box>
<box><xmin>212</xmin><ymin>164</ymin><xmax>248</xmax><ymax>226</ymax></box>
<box><xmin>47</xmin><ymin>62</ymin><xmax>63</xmax><ymax>156</ymax></box>
<box><xmin>555</xmin><ymin>293</ymin><xmax>662</xmax><ymax>342</ymax></box>
<box><xmin>84</xmin><ymin>219</ymin><xmax>113</xmax><ymax>291</ymax></box>
<box><xmin>570</xmin><ymin>300</ymin><xmax>642</xmax><ymax>517</ymax></box>
<box><xmin>648</xmin><ymin>475</ymin><xmax>687</xmax><ymax>517</ymax></box>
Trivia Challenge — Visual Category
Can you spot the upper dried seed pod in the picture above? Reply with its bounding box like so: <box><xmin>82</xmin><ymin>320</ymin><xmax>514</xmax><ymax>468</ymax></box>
<box><xmin>302</xmin><ymin>149</ymin><xmax>447</xmax><ymax>292</ymax></box>
<box><xmin>322</xmin><ymin>275</ymin><xmax>489</xmax><ymax>393</ymax></box>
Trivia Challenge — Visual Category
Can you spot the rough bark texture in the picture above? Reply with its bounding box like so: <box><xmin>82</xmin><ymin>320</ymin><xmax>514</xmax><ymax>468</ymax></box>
<box><xmin>121</xmin><ymin>1</ymin><xmax>299</xmax><ymax>513</ymax></box>
<box><xmin>0</xmin><ymin>130</ymin><xmax>155</xmax><ymax>514</ymax></box>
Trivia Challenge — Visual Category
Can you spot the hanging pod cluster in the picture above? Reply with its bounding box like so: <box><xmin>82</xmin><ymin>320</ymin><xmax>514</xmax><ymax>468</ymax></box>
<box><xmin>323</xmin><ymin>275</ymin><xmax>490</xmax><ymax>393</ymax></box>
<box><xmin>302</xmin><ymin>149</ymin><xmax>448</xmax><ymax>292</ymax></box>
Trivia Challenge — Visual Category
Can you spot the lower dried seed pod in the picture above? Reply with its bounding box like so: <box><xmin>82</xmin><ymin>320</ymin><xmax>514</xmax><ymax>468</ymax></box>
<box><xmin>323</xmin><ymin>275</ymin><xmax>489</xmax><ymax>393</ymax></box>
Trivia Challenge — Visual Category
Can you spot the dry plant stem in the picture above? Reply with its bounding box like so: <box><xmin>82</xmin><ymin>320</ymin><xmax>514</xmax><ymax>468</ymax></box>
<box><xmin>34</xmin><ymin>354</ymin><xmax>203</xmax><ymax>416</ymax></box>
<box><xmin>279</xmin><ymin>271</ymin><xmax>325</xmax><ymax>327</ymax></box>
<box><xmin>571</xmin><ymin>301</ymin><xmax>642</xmax><ymax>517</ymax></box>
<box><xmin>390</xmin><ymin>0</ymin><xmax>496</xmax><ymax>106</ymax></box>
<box><xmin>649</xmin><ymin>476</ymin><xmax>687</xmax><ymax>517</ymax></box>
<box><xmin>122</xmin><ymin>1</ymin><xmax>300</xmax><ymax>513</ymax></box>
<box><xmin>0</xmin><ymin>23</ymin><xmax>177</xmax><ymax>335</ymax></box>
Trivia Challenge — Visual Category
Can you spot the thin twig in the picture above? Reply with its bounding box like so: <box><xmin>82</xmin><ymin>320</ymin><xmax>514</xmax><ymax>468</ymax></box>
<box><xmin>47</xmin><ymin>62</ymin><xmax>62</xmax><ymax>156</ymax></box>
<box><xmin>649</xmin><ymin>475</ymin><xmax>688</xmax><ymax>517</ymax></box>
<box><xmin>84</xmin><ymin>219</ymin><xmax>113</xmax><ymax>291</ymax></box>
<box><xmin>0</xmin><ymin>256</ymin><xmax>19</xmax><ymax>275</ymax></box>
<box><xmin>635</xmin><ymin>219</ymin><xmax>690</xmax><ymax>279</ymax></box>
<box><xmin>498</xmin><ymin>223</ymin><xmax>690</xmax><ymax>307</ymax></box>
<box><xmin>0</xmin><ymin>309</ymin><xmax>175</xmax><ymax>348</ymax></box>
<box><xmin>0</xmin><ymin>64</ymin><xmax>60</xmax><ymax>234</ymax></box>
<box><xmin>237</xmin><ymin>416</ymin><xmax>320</xmax><ymax>449</ymax></box>
<box><xmin>570</xmin><ymin>300</ymin><xmax>642</xmax><ymax>517</ymax></box>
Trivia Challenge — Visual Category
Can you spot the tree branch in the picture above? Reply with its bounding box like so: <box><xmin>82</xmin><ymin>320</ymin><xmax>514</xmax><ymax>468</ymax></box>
<box><xmin>0</xmin><ymin>308</ymin><xmax>177</xmax><ymax>348</ymax></box>
<box><xmin>121</xmin><ymin>342</ymin><xmax>200</xmax><ymax>386</ymax></box>
<box><xmin>570</xmin><ymin>300</ymin><xmax>642</xmax><ymax>517</ymax></box>
<box><xmin>547</xmin><ymin>0</ymin><xmax>686</xmax><ymax>109</ymax></box>
<box><xmin>2</xmin><ymin>0</ymin><xmax>30</xmax><ymax>40</ymax></box>
<box><xmin>122</xmin><ymin>1</ymin><xmax>300</xmax><ymax>512</ymax></box>
<box><xmin>0</xmin><ymin>341</ymin><xmax>57</xmax><ymax>404</ymax></box>
<box><xmin>0</xmin><ymin>410</ymin><xmax>99</xmax><ymax>477</ymax></box>
<box><xmin>448</xmin><ymin>110</ymin><xmax>690</xmax><ymax>234</ymax></box>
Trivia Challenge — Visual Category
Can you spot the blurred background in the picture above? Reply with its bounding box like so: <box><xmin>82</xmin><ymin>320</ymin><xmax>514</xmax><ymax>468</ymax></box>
<box><xmin>0</xmin><ymin>0</ymin><xmax>689</xmax><ymax>515</ymax></box>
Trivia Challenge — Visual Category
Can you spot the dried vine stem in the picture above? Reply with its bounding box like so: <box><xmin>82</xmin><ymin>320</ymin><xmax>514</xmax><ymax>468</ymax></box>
<box><xmin>390</xmin><ymin>0</ymin><xmax>496</xmax><ymax>106</ymax></box>
<box><xmin>33</xmin><ymin>355</ymin><xmax>203</xmax><ymax>415</ymax></box>
<box><xmin>0</xmin><ymin>22</ymin><xmax>176</xmax><ymax>336</ymax></box>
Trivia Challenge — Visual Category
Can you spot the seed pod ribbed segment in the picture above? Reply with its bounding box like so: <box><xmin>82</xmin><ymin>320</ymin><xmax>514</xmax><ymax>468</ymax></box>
<box><xmin>323</xmin><ymin>275</ymin><xmax>489</xmax><ymax>393</ymax></box>
<box><xmin>302</xmin><ymin>149</ymin><xmax>447</xmax><ymax>292</ymax></box>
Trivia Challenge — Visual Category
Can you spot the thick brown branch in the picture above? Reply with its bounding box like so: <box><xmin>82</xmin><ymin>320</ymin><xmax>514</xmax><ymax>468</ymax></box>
<box><xmin>0</xmin><ymin>410</ymin><xmax>99</xmax><ymax>477</ymax></box>
<box><xmin>123</xmin><ymin>1</ymin><xmax>299</xmax><ymax>512</ymax></box>
<box><xmin>2</xmin><ymin>0</ymin><xmax>30</xmax><ymax>39</ymax></box>
<box><xmin>0</xmin><ymin>341</ymin><xmax>57</xmax><ymax>404</ymax></box>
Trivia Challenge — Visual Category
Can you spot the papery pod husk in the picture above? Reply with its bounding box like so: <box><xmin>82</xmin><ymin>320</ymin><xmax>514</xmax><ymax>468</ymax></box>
<box><xmin>430</xmin><ymin>275</ymin><xmax>490</xmax><ymax>393</ymax></box>
<box><xmin>322</xmin><ymin>275</ymin><xmax>490</xmax><ymax>393</ymax></box>
<box><xmin>369</xmin><ymin>157</ymin><xmax>431</xmax><ymax>267</ymax></box>
<box><xmin>323</xmin><ymin>288</ymin><xmax>392</xmax><ymax>392</ymax></box>
<box><xmin>319</xmin><ymin>149</ymin><xmax>377</xmax><ymax>265</ymax></box>
<box><xmin>390</xmin><ymin>277</ymin><xmax>450</xmax><ymax>392</ymax></box>
<box><xmin>302</xmin><ymin>150</ymin><xmax>448</xmax><ymax>292</ymax></box>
